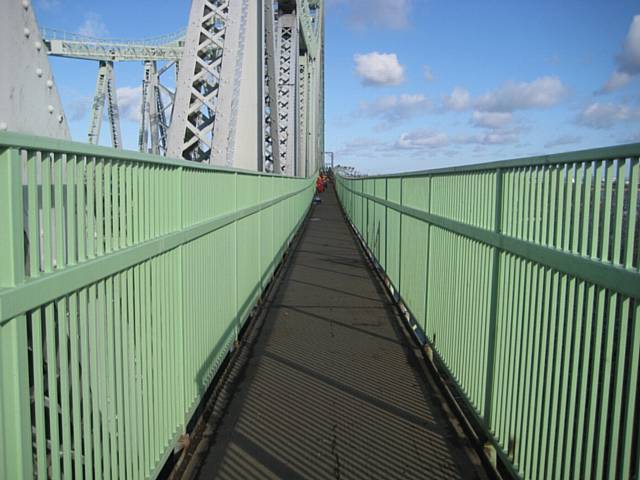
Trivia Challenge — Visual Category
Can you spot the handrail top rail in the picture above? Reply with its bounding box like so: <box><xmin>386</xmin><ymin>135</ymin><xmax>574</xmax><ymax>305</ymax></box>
<box><xmin>338</xmin><ymin>142</ymin><xmax>640</xmax><ymax>180</ymax></box>
<box><xmin>0</xmin><ymin>131</ymin><xmax>307</xmax><ymax>180</ymax></box>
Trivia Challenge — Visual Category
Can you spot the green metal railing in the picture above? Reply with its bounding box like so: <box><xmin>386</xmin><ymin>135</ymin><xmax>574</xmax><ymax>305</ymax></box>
<box><xmin>0</xmin><ymin>132</ymin><xmax>315</xmax><ymax>479</ymax></box>
<box><xmin>335</xmin><ymin>143</ymin><xmax>640</xmax><ymax>480</ymax></box>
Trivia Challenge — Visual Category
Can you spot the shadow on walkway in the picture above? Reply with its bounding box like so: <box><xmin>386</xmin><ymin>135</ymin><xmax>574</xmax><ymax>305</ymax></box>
<box><xmin>194</xmin><ymin>184</ymin><xmax>486</xmax><ymax>480</ymax></box>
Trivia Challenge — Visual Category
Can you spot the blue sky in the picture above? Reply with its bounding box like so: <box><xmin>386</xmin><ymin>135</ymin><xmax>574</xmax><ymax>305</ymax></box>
<box><xmin>35</xmin><ymin>0</ymin><xmax>640</xmax><ymax>174</ymax></box>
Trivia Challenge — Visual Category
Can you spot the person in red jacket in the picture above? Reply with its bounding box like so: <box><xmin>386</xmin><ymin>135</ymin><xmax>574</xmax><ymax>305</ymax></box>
<box><xmin>316</xmin><ymin>175</ymin><xmax>325</xmax><ymax>193</ymax></box>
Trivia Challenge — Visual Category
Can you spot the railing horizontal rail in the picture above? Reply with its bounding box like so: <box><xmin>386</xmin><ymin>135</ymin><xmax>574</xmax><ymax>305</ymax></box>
<box><xmin>347</xmin><ymin>142</ymin><xmax>640</xmax><ymax>178</ymax></box>
<box><xmin>0</xmin><ymin>131</ymin><xmax>301</xmax><ymax>177</ymax></box>
<box><xmin>335</xmin><ymin>143</ymin><xmax>640</xmax><ymax>480</ymax></box>
<box><xmin>0</xmin><ymin>186</ymin><xmax>308</xmax><ymax>324</ymax></box>
<box><xmin>340</xmin><ymin>183</ymin><xmax>640</xmax><ymax>299</ymax></box>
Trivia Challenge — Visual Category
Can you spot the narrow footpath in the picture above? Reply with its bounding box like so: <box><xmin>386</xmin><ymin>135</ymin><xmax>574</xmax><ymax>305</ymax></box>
<box><xmin>193</xmin><ymin>183</ymin><xmax>487</xmax><ymax>480</ymax></box>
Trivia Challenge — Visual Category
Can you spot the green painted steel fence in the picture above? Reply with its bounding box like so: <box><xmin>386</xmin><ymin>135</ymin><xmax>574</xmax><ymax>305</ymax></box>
<box><xmin>335</xmin><ymin>143</ymin><xmax>640</xmax><ymax>480</ymax></box>
<box><xmin>0</xmin><ymin>132</ymin><xmax>315</xmax><ymax>479</ymax></box>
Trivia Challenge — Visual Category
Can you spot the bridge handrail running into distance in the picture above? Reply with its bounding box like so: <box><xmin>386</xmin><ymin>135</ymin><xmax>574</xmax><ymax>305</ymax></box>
<box><xmin>335</xmin><ymin>143</ymin><xmax>640</xmax><ymax>480</ymax></box>
<box><xmin>0</xmin><ymin>131</ymin><xmax>315</xmax><ymax>479</ymax></box>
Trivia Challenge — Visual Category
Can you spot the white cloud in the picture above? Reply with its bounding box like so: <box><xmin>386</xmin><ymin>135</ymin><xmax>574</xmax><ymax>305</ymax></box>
<box><xmin>618</xmin><ymin>15</ymin><xmax>640</xmax><ymax>75</ymax></box>
<box><xmin>481</xmin><ymin>131</ymin><xmax>519</xmax><ymax>145</ymax></box>
<box><xmin>544</xmin><ymin>135</ymin><xmax>582</xmax><ymax>149</ymax></box>
<box><xmin>358</xmin><ymin>94</ymin><xmax>432</xmax><ymax>124</ymax></box>
<box><xmin>77</xmin><ymin>13</ymin><xmax>108</xmax><ymax>38</ymax></box>
<box><xmin>443</xmin><ymin>87</ymin><xmax>471</xmax><ymax>111</ymax></box>
<box><xmin>329</xmin><ymin>0</ymin><xmax>411</xmax><ymax>30</ymax></box>
<box><xmin>471</xmin><ymin>111</ymin><xmax>513</xmax><ymax>129</ymax></box>
<box><xmin>456</xmin><ymin>131</ymin><xmax>520</xmax><ymax>146</ymax></box>
<box><xmin>67</xmin><ymin>97</ymin><xmax>91</xmax><ymax>121</ymax></box>
<box><xmin>475</xmin><ymin>76</ymin><xmax>568</xmax><ymax>112</ymax></box>
<box><xmin>625</xmin><ymin>131</ymin><xmax>640</xmax><ymax>142</ymax></box>
<box><xmin>576</xmin><ymin>102</ymin><xmax>640</xmax><ymax>129</ymax></box>
<box><xmin>397</xmin><ymin>130</ymin><xmax>449</xmax><ymax>149</ymax></box>
<box><xmin>599</xmin><ymin>16</ymin><xmax>640</xmax><ymax>93</ymax></box>
<box><xmin>601</xmin><ymin>71</ymin><xmax>632</xmax><ymax>93</ymax></box>
<box><xmin>336</xmin><ymin>138</ymin><xmax>385</xmax><ymax>157</ymax></box>
<box><xmin>396</xmin><ymin>128</ymin><xmax>520</xmax><ymax>150</ymax></box>
<box><xmin>423</xmin><ymin>65</ymin><xmax>435</xmax><ymax>82</ymax></box>
<box><xmin>354</xmin><ymin>52</ymin><xmax>405</xmax><ymax>86</ymax></box>
<box><xmin>442</xmin><ymin>77</ymin><xmax>568</xmax><ymax>117</ymax></box>
<box><xmin>117</xmin><ymin>86</ymin><xmax>142</xmax><ymax>123</ymax></box>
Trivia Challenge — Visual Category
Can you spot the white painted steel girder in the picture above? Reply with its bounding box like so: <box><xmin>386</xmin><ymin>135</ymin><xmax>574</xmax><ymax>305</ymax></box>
<box><xmin>0</xmin><ymin>0</ymin><xmax>70</xmax><ymax>139</ymax></box>
<box><xmin>166</xmin><ymin>0</ymin><xmax>249</xmax><ymax>165</ymax></box>
<box><xmin>276</xmin><ymin>13</ymin><xmax>298</xmax><ymax>176</ymax></box>
<box><xmin>88</xmin><ymin>61</ymin><xmax>122</xmax><ymax>149</ymax></box>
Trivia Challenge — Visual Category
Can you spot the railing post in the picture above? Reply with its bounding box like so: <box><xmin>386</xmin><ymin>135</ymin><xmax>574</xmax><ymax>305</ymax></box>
<box><xmin>483</xmin><ymin>167</ymin><xmax>503</xmax><ymax>429</ymax></box>
<box><xmin>234</xmin><ymin>172</ymin><xmax>239</xmax><ymax>342</ymax></box>
<box><xmin>384</xmin><ymin>177</ymin><xmax>388</xmax><ymax>273</ymax></box>
<box><xmin>423</xmin><ymin>175</ymin><xmax>432</xmax><ymax>339</ymax></box>
<box><xmin>177</xmin><ymin>165</ymin><xmax>187</xmax><ymax>428</ymax></box>
<box><xmin>0</xmin><ymin>148</ymin><xmax>33</xmax><ymax>479</ymax></box>
<box><xmin>398</xmin><ymin>177</ymin><xmax>403</xmax><ymax>295</ymax></box>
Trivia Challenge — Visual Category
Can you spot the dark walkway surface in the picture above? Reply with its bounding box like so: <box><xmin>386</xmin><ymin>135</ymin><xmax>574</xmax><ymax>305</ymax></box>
<box><xmin>194</xmin><ymin>185</ymin><xmax>486</xmax><ymax>479</ymax></box>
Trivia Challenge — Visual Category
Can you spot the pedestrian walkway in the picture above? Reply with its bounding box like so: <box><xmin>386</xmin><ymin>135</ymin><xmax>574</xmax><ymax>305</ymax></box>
<box><xmin>193</xmin><ymin>184</ymin><xmax>487</xmax><ymax>479</ymax></box>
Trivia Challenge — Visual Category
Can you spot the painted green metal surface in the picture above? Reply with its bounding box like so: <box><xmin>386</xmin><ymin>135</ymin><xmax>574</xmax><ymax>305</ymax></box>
<box><xmin>0</xmin><ymin>132</ymin><xmax>315</xmax><ymax>479</ymax></box>
<box><xmin>335</xmin><ymin>143</ymin><xmax>640</xmax><ymax>480</ymax></box>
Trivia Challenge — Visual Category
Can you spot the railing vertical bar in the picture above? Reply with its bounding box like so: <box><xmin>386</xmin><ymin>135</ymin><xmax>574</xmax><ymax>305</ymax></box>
<box><xmin>523</xmin><ymin>259</ymin><xmax>541</xmax><ymax>475</ymax></box>
<box><xmin>151</xmin><ymin>256</ymin><xmax>160</xmax><ymax>469</ymax></box>
<box><xmin>133</xmin><ymin>263</ymin><xmax>145</xmax><ymax>479</ymax></box>
<box><xmin>539</xmin><ymin>164</ymin><xmax>561</xmax><ymax>477</ymax></box>
<box><xmin>582</xmin><ymin>160</ymin><xmax>614</xmax><ymax>478</ymax></box>
<box><xmin>112</xmin><ymin>161</ymin><xmax>119</xmax><ymax>251</ymax></box>
<box><xmin>522</xmin><ymin>167</ymin><xmax>539</xmax><ymax>472</ymax></box>
<box><xmin>159</xmin><ymin>252</ymin><xmax>167</xmax><ymax>447</ymax></box>
<box><xmin>483</xmin><ymin>168</ymin><xmax>503</xmax><ymax>428</ymax></box>
<box><xmin>619</xmin><ymin>159</ymin><xmax>639</xmax><ymax>479</ymax></box>
<box><xmin>79</xmin><ymin>287</ymin><xmax>93</xmax><ymax>478</ymax></box>
<box><xmin>531</xmin><ymin>164</ymin><xmax>552</xmax><ymax>479</ymax></box>
<box><xmin>546</xmin><ymin>163</ymin><xmax>571</xmax><ymax>476</ymax></box>
<box><xmin>28</xmin><ymin>149</ymin><xmax>49</xmax><ymax>480</ymax></box>
<box><xmin>572</xmin><ymin>163</ymin><xmax>601</xmax><ymax>479</ymax></box>
<box><xmin>113</xmin><ymin>273</ymin><xmax>126</xmax><ymax>479</ymax></box>
<box><xmin>43</xmin><ymin>151</ymin><xmax>63</xmax><ymax>480</ymax></box>
<box><xmin>398</xmin><ymin>178</ymin><xmax>403</xmax><ymax>295</ymax></box>
<box><xmin>87</xmin><ymin>158</ymin><xmax>95</xmax><ymax>259</ymax></box>
<box><xmin>594</xmin><ymin>158</ymin><xmax>625</xmax><ymax>478</ymax></box>
<box><xmin>555</xmin><ymin>164</ymin><xmax>581</xmax><ymax>478</ymax></box>
<box><xmin>563</xmin><ymin>163</ymin><xmax>589</xmax><ymax>477</ymax></box>
<box><xmin>143</xmin><ymin>260</ymin><xmax>153</xmax><ymax>474</ymax></box>
<box><xmin>106</xmin><ymin>276</ymin><xmax>118</xmax><ymax>478</ymax></box>
<box><xmin>95</xmin><ymin>280</ymin><xmax>109</xmax><ymax>480</ymax></box>
<box><xmin>87</xmin><ymin>281</ymin><xmax>102</xmax><ymax>480</ymax></box>
<box><xmin>105</xmin><ymin>160</ymin><xmax>112</xmax><ymax>254</ymax></box>
<box><xmin>63</xmin><ymin>158</ymin><xmax>82</xmax><ymax>478</ymax></box>
<box><xmin>0</xmin><ymin>147</ymin><xmax>33</xmax><ymax>480</ymax></box>
<box><xmin>517</xmin><ymin>171</ymin><xmax>536</xmax><ymax>468</ymax></box>
<box><xmin>459</xmin><ymin>230</ymin><xmax>469</xmax><ymax>399</ymax></box>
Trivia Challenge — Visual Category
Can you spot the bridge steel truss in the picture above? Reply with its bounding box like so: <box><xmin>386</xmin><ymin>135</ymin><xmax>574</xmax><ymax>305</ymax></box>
<box><xmin>87</xmin><ymin>61</ymin><xmax>122</xmax><ymax>149</ymax></box>
<box><xmin>168</xmin><ymin>0</ymin><xmax>324</xmax><ymax>174</ymax></box>
<box><xmin>33</xmin><ymin>0</ymin><xmax>324</xmax><ymax>175</ymax></box>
